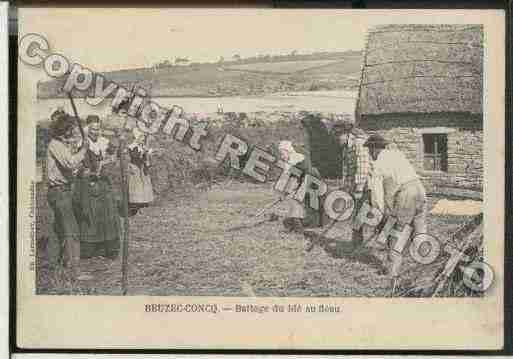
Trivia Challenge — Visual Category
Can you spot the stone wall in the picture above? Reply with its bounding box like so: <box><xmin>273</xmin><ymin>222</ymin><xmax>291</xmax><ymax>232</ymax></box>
<box><xmin>359</xmin><ymin>114</ymin><xmax>483</xmax><ymax>195</ymax></box>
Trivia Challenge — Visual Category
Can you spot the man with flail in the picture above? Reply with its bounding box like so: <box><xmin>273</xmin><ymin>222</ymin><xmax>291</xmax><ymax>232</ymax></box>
<box><xmin>46</xmin><ymin>109</ymin><xmax>92</xmax><ymax>281</ymax></box>
<box><xmin>331</xmin><ymin>114</ymin><xmax>370</xmax><ymax>252</ymax></box>
<box><xmin>364</xmin><ymin>134</ymin><xmax>427</xmax><ymax>295</ymax></box>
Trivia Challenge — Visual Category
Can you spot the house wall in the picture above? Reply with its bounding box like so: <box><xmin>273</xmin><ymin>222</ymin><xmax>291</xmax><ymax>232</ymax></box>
<box><xmin>359</xmin><ymin>113</ymin><xmax>483</xmax><ymax>195</ymax></box>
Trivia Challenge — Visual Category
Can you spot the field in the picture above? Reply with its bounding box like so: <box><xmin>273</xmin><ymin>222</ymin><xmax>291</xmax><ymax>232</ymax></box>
<box><xmin>224</xmin><ymin>60</ymin><xmax>340</xmax><ymax>74</ymax></box>
<box><xmin>37</xmin><ymin>53</ymin><xmax>362</xmax><ymax>98</ymax></box>
<box><xmin>36</xmin><ymin>177</ymin><xmax>477</xmax><ymax>297</ymax></box>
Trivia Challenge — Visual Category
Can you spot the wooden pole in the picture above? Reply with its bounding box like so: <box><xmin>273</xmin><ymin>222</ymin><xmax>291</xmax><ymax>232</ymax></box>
<box><xmin>431</xmin><ymin>213</ymin><xmax>483</xmax><ymax>297</ymax></box>
<box><xmin>119</xmin><ymin>134</ymin><xmax>130</xmax><ymax>295</ymax></box>
<box><xmin>355</xmin><ymin>32</ymin><xmax>370</xmax><ymax>123</ymax></box>
<box><xmin>302</xmin><ymin>120</ymin><xmax>319</xmax><ymax>226</ymax></box>
<box><xmin>303</xmin><ymin>122</ymin><xmax>313</xmax><ymax>175</ymax></box>
<box><xmin>67</xmin><ymin>92</ymin><xmax>85</xmax><ymax>144</ymax></box>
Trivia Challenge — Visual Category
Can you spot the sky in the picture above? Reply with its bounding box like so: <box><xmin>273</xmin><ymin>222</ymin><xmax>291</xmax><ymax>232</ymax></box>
<box><xmin>19</xmin><ymin>8</ymin><xmax>497</xmax><ymax>73</ymax></box>
<box><xmin>19</xmin><ymin>9</ymin><xmax>374</xmax><ymax>72</ymax></box>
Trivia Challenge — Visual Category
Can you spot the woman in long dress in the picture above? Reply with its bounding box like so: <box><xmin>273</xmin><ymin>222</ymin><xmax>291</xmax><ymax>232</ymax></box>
<box><xmin>127</xmin><ymin>127</ymin><xmax>154</xmax><ymax>216</ymax></box>
<box><xmin>277</xmin><ymin>141</ymin><xmax>307</xmax><ymax>232</ymax></box>
<box><xmin>73</xmin><ymin>115</ymin><xmax>121</xmax><ymax>259</ymax></box>
<box><xmin>277</xmin><ymin>140</ymin><xmax>322</xmax><ymax>232</ymax></box>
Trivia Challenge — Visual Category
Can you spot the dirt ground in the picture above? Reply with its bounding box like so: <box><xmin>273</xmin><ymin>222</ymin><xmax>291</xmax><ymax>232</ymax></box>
<box><xmin>35</xmin><ymin>180</ymin><xmax>474</xmax><ymax>297</ymax></box>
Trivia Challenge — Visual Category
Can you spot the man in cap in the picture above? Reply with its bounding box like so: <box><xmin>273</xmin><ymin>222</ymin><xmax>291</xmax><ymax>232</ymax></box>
<box><xmin>332</xmin><ymin>114</ymin><xmax>370</xmax><ymax>251</ymax></box>
<box><xmin>332</xmin><ymin>114</ymin><xmax>370</xmax><ymax>196</ymax></box>
<box><xmin>46</xmin><ymin>109</ymin><xmax>92</xmax><ymax>280</ymax></box>
<box><xmin>364</xmin><ymin>134</ymin><xmax>427</xmax><ymax>293</ymax></box>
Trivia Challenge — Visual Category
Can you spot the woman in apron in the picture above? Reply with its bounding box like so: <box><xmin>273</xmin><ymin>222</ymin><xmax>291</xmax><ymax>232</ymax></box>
<box><xmin>127</xmin><ymin>127</ymin><xmax>154</xmax><ymax>216</ymax></box>
<box><xmin>74</xmin><ymin>115</ymin><xmax>121</xmax><ymax>259</ymax></box>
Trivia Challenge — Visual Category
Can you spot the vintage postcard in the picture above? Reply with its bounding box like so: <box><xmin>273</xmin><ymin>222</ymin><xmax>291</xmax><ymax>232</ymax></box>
<box><xmin>16</xmin><ymin>8</ymin><xmax>505</xmax><ymax>349</ymax></box>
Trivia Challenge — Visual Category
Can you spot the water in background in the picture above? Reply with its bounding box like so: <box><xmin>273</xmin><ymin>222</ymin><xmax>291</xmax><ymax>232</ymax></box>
<box><xmin>35</xmin><ymin>90</ymin><xmax>357</xmax><ymax>122</ymax></box>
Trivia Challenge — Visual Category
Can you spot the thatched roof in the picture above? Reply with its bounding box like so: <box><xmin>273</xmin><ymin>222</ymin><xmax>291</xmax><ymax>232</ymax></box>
<box><xmin>356</xmin><ymin>24</ymin><xmax>483</xmax><ymax>116</ymax></box>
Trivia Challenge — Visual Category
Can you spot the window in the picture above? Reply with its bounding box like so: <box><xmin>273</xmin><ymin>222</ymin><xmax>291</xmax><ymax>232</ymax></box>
<box><xmin>423</xmin><ymin>134</ymin><xmax>448</xmax><ymax>172</ymax></box>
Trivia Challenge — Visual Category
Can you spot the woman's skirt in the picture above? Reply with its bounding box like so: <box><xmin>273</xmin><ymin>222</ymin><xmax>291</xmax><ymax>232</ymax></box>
<box><xmin>74</xmin><ymin>177</ymin><xmax>121</xmax><ymax>259</ymax></box>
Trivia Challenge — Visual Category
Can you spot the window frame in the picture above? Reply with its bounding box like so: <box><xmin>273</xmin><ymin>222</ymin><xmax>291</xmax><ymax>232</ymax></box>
<box><xmin>416</xmin><ymin>127</ymin><xmax>455</xmax><ymax>175</ymax></box>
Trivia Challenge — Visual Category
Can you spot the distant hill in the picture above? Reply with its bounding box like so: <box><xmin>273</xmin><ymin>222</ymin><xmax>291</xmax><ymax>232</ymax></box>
<box><xmin>37</xmin><ymin>50</ymin><xmax>362</xmax><ymax>99</ymax></box>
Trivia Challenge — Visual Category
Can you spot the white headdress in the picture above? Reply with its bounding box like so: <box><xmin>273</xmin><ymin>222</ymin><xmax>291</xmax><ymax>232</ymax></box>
<box><xmin>278</xmin><ymin>140</ymin><xmax>304</xmax><ymax>166</ymax></box>
<box><xmin>128</xmin><ymin>126</ymin><xmax>148</xmax><ymax>151</ymax></box>
<box><xmin>132</xmin><ymin>126</ymin><xmax>145</xmax><ymax>141</ymax></box>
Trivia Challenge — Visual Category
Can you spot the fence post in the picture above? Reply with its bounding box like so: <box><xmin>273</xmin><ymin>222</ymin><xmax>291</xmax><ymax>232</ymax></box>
<box><xmin>119</xmin><ymin>135</ymin><xmax>130</xmax><ymax>295</ymax></box>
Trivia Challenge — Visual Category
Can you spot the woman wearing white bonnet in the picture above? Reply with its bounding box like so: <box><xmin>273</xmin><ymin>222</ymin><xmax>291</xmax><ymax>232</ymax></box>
<box><xmin>278</xmin><ymin>140</ymin><xmax>304</xmax><ymax>167</ymax></box>
<box><xmin>277</xmin><ymin>140</ymin><xmax>308</xmax><ymax>232</ymax></box>
<box><xmin>127</xmin><ymin>126</ymin><xmax>154</xmax><ymax>216</ymax></box>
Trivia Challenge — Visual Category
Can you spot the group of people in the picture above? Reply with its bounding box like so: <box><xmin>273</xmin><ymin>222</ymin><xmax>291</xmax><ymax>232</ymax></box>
<box><xmin>46</xmin><ymin>109</ymin><xmax>154</xmax><ymax>280</ymax></box>
<box><xmin>277</xmin><ymin>115</ymin><xmax>427</xmax><ymax>292</ymax></box>
<box><xmin>46</xmin><ymin>105</ymin><xmax>425</xmax><ymax>288</ymax></box>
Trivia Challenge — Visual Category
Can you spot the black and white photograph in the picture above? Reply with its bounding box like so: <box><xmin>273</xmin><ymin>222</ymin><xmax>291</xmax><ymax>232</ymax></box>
<box><xmin>16</xmin><ymin>8</ymin><xmax>505</xmax><ymax>350</ymax></box>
